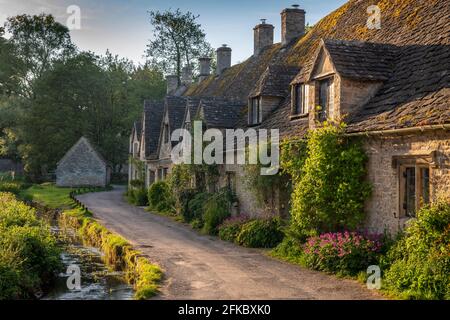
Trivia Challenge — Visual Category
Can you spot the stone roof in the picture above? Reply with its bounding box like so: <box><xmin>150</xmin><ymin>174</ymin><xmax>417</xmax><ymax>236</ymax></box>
<box><xmin>249</xmin><ymin>65</ymin><xmax>300</xmax><ymax>98</ymax></box>
<box><xmin>293</xmin><ymin>39</ymin><xmax>399</xmax><ymax>84</ymax></box>
<box><xmin>143</xmin><ymin>100</ymin><xmax>165</xmax><ymax>159</ymax></box>
<box><xmin>58</xmin><ymin>137</ymin><xmax>108</xmax><ymax>167</ymax></box>
<box><xmin>165</xmin><ymin>96</ymin><xmax>188</xmax><ymax>147</ymax></box>
<box><xmin>198</xmin><ymin>98</ymin><xmax>246</xmax><ymax>129</ymax></box>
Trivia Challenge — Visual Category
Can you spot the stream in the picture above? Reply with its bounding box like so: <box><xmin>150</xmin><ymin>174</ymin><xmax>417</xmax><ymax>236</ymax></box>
<box><xmin>42</xmin><ymin>226</ymin><xmax>134</xmax><ymax>300</ymax></box>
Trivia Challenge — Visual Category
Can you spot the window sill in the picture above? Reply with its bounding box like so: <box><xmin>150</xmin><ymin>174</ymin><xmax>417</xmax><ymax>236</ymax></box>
<box><xmin>247</xmin><ymin>123</ymin><xmax>261</xmax><ymax>127</ymax></box>
<box><xmin>290</xmin><ymin>114</ymin><xmax>308</xmax><ymax>121</ymax></box>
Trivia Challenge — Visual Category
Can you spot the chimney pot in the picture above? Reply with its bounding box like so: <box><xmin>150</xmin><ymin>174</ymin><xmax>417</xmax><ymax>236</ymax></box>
<box><xmin>281</xmin><ymin>4</ymin><xmax>306</xmax><ymax>46</ymax></box>
<box><xmin>254</xmin><ymin>20</ymin><xmax>274</xmax><ymax>56</ymax></box>
<box><xmin>216</xmin><ymin>45</ymin><xmax>232</xmax><ymax>75</ymax></box>
<box><xmin>166</xmin><ymin>75</ymin><xmax>178</xmax><ymax>95</ymax></box>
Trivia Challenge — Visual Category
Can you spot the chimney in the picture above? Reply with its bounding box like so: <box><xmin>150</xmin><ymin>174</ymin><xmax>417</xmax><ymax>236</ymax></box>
<box><xmin>216</xmin><ymin>44</ymin><xmax>232</xmax><ymax>76</ymax></box>
<box><xmin>281</xmin><ymin>4</ymin><xmax>306</xmax><ymax>46</ymax></box>
<box><xmin>166</xmin><ymin>75</ymin><xmax>178</xmax><ymax>94</ymax></box>
<box><xmin>254</xmin><ymin>19</ymin><xmax>274</xmax><ymax>56</ymax></box>
<box><xmin>181</xmin><ymin>65</ymin><xmax>193</xmax><ymax>86</ymax></box>
<box><xmin>198</xmin><ymin>57</ymin><xmax>211</xmax><ymax>82</ymax></box>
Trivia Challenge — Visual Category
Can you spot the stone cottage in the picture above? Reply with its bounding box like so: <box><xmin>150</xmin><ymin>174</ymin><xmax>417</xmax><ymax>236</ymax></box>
<box><xmin>130</xmin><ymin>0</ymin><xmax>450</xmax><ymax>234</ymax></box>
<box><xmin>57</xmin><ymin>137</ymin><xmax>111</xmax><ymax>187</ymax></box>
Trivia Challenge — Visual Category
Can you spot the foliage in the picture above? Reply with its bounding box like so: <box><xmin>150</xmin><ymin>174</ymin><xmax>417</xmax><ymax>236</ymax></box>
<box><xmin>218</xmin><ymin>215</ymin><xmax>251</xmax><ymax>242</ymax></box>
<box><xmin>202</xmin><ymin>189</ymin><xmax>234</xmax><ymax>235</ymax></box>
<box><xmin>302</xmin><ymin>231</ymin><xmax>383</xmax><ymax>276</ymax></box>
<box><xmin>127</xmin><ymin>187</ymin><xmax>148</xmax><ymax>207</ymax></box>
<box><xmin>1</xmin><ymin>14</ymin><xmax>166</xmax><ymax>180</ymax></box>
<box><xmin>270</xmin><ymin>236</ymin><xmax>306</xmax><ymax>265</ymax></box>
<box><xmin>147</xmin><ymin>181</ymin><xmax>174</xmax><ymax>213</ymax></box>
<box><xmin>0</xmin><ymin>192</ymin><xmax>61</xmax><ymax>299</ymax></box>
<box><xmin>236</xmin><ymin>217</ymin><xmax>284</xmax><ymax>248</ymax></box>
<box><xmin>146</xmin><ymin>9</ymin><xmax>213</xmax><ymax>80</ymax></box>
<box><xmin>280</xmin><ymin>138</ymin><xmax>307</xmax><ymax>183</ymax></box>
<box><xmin>169</xmin><ymin>164</ymin><xmax>194</xmax><ymax>214</ymax></box>
<box><xmin>286</xmin><ymin>122</ymin><xmax>371</xmax><ymax>235</ymax></box>
<box><xmin>382</xmin><ymin>201</ymin><xmax>450</xmax><ymax>300</ymax></box>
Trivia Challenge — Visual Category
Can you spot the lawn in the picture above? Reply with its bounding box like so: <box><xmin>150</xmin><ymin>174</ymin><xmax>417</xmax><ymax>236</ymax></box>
<box><xmin>20</xmin><ymin>183</ymin><xmax>74</xmax><ymax>209</ymax></box>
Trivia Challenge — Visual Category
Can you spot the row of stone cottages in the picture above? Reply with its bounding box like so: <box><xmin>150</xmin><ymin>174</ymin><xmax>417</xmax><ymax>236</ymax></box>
<box><xmin>129</xmin><ymin>2</ymin><xmax>450</xmax><ymax>234</ymax></box>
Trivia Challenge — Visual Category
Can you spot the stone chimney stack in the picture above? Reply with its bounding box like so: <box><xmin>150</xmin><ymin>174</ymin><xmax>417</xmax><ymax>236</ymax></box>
<box><xmin>216</xmin><ymin>44</ymin><xmax>232</xmax><ymax>76</ymax></box>
<box><xmin>198</xmin><ymin>57</ymin><xmax>211</xmax><ymax>82</ymax></box>
<box><xmin>281</xmin><ymin>4</ymin><xmax>306</xmax><ymax>46</ymax></box>
<box><xmin>166</xmin><ymin>75</ymin><xmax>178</xmax><ymax>94</ymax></box>
<box><xmin>181</xmin><ymin>65</ymin><xmax>193</xmax><ymax>86</ymax></box>
<box><xmin>254</xmin><ymin>19</ymin><xmax>274</xmax><ymax>56</ymax></box>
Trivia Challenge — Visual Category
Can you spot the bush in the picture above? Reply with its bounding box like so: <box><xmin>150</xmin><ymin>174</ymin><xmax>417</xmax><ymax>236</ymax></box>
<box><xmin>127</xmin><ymin>187</ymin><xmax>148</xmax><ymax>206</ymax></box>
<box><xmin>147</xmin><ymin>181</ymin><xmax>174</xmax><ymax>213</ymax></box>
<box><xmin>236</xmin><ymin>217</ymin><xmax>284</xmax><ymax>248</ymax></box>
<box><xmin>382</xmin><ymin>201</ymin><xmax>450</xmax><ymax>300</ymax></box>
<box><xmin>284</xmin><ymin>122</ymin><xmax>371</xmax><ymax>236</ymax></box>
<box><xmin>302</xmin><ymin>231</ymin><xmax>383</xmax><ymax>276</ymax></box>
<box><xmin>0</xmin><ymin>192</ymin><xmax>61</xmax><ymax>299</ymax></box>
<box><xmin>202</xmin><ymin>190</ymin><xmax>233</xmax><ymax>235</ymax></box>
<box><xmin>218</xmin><ymin>215</ymin><xmax>250</xmax><ymax>242</ymax></box>
<box><xmin>186</xmin><ymin>192</ymin><xmax>211</xmax><ymax>223</ymax></box>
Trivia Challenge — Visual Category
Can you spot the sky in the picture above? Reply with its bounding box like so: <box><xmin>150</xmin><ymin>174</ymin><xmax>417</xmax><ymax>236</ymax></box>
<box><xmin>0</xmin><ymin>0</ymin><xmax>348</xmax><ymax>65</ymax></box>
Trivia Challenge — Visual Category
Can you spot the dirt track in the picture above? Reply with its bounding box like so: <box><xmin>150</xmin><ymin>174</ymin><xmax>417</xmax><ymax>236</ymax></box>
<box><xmin>77</xmin><ymin>187</ymin><xmax>383</xmax><ymax>300</ymax></box>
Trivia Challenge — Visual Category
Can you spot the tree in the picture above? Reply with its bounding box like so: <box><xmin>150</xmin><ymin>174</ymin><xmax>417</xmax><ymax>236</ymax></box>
<box><xmin>146</xmin><ymin>9</ymin><xmax>213</xmax><ymax>82</ymax></box>
<box><xmin>4</xmin><ymin>14</ymin><xmax>75</xmax><ymax>98</ymax></box>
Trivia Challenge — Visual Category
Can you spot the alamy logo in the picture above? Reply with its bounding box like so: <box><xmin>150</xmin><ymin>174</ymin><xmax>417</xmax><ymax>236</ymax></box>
<box><xmin>66</xmin><ymin>5</ymin><xmax>81</xmax><ymax>30</ymax></box>
<box><xmin>171</xmin><ymin>121</ymin><xmax>280</xmax><ymax>176</ymax></box>
<box><xmin>66</xmin><ymin>265</ymin><xmax>81</xmax><ymax>290</ymax></box>
<box><xmin>367</xmin><ymin>265</ymin><xmax>381</xmax><ymax>290</ymax></box>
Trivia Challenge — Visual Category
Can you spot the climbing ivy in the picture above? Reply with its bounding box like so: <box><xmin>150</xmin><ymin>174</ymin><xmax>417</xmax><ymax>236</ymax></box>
<box><xmin>281</xmin><ymin>121</ymin><xmax>371</xmax><ymax>238</ymax></box>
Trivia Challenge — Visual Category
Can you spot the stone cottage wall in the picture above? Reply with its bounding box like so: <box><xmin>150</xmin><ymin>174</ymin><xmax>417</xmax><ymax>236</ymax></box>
<box><xmin>56</xmin><ymin>141</ymin><xmax>108</xmax><ymax>187</ymax></box>
<box><xmin>362</xmin><ymin>130</ymin><xmax>450</xmax><ymax>234</ymax></box>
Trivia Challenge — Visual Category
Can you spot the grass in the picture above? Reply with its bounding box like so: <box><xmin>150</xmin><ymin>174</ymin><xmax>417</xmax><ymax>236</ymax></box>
<box><xmin>20</xmin><ymin>183</ymin><xmax>73</xmax><ymax>209</ymax></box>
<box><xmin>35</xmin><ymin>184</ymin><xmax>165</xmax><ymax>300</ymax></box>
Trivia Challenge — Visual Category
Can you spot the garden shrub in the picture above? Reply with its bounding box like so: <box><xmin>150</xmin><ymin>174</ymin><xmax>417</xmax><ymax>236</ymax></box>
<box><xmin>382</xmin><ymin>201</ymin><xmax>450</xmax><ymax>300</ymax></box>
<box><xmin>302</xmin><ymin>231</ymin><xmax>383</xmax><ymax>276</ymax></box>
<box><xmin>236</xmin><ymin>217</ymin><xmax>284</xmax><ymax>248</ymax></box>
<box><xmin>284</xmin><ymin>122</ymin><xmax>371</xmax><ymax>236</ymax></box>
<box><xmin>187</xmin><ymin>192</ymin><xmax>211</xmax><ymax>223</ymax></box>
<box><xmin>169</xmin><ymin>164</ymin><xmax>194</xmax><ymax>215</ymax></box>
<box><xmin>218</xmin><ymin>215</ymin><xmax>251</xmax><ymax>242</ymax></box>
<box><xmin>0</xmin><ymin>192</ymin><xmax>61</xmax><ymax>299</ymax></box>
<box><xmin>202</xmin><ymin>190</ymin><xmax>234</xmax><ymax>235</ymax></box>
<box><xmin>147</xmin><ymin>181</ymin><xmax>174</xmax><ymax>213</ymax></box>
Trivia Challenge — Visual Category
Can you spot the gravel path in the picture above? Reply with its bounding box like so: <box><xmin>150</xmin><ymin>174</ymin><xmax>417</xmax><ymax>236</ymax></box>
<box><xmin>77</xmin><ymin>187</ymin><xmax>383</xmax><ymax>300</ymax></box>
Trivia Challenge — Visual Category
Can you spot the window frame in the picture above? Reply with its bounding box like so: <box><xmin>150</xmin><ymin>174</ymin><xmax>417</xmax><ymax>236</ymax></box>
<box><xmin>398</xmin><ymin>159</ymin><xmax>432</xmax><ymax>218</ymax></box>
<box><xmin>317</xmin><ymin>78</ymin><xmax>331</xmax><ymax>122</ymax></box>
<box><xmin>292</xmin><ymin>84</ymin><xmax>308</xmax><ymax>116</ymax></box>
<box><xmin>249</xmin><ymin>97</ymin><xmax>262</xmax><ymax>125</ymax></box>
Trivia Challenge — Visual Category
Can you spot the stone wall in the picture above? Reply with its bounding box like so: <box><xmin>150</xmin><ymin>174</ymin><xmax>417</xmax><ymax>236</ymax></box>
<box><xmin>56</xmin><ymin>139</ymin><xmax>108</xmax><ymax>187</ymax></box>
<box><xmin>362</xmin><ymin>130</ymin><xmax>450</xmax><ymax>234</ymax></box>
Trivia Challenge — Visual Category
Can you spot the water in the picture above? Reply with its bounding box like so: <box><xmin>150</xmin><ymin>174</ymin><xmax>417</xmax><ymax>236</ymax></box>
<box><xmin>42</xmin><ymin>227</ymin><xmax>134</xmax><ymax>300</ymax></box>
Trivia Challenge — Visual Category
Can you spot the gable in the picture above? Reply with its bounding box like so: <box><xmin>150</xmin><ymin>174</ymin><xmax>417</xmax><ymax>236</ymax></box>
<box><xmin>310</xmin><ymin>47</ymin><xmax>335</xmax><ymax>80</ymax></box>
<box><xmin>58</xmin><ymin>137</ymin><xmax>107</xmax><ymax>169</ymax></box>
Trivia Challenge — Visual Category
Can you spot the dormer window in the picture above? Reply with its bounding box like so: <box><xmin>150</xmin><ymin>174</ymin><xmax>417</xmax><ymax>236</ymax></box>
<box><xmin>292</xmin><ymin>84</ymin><xmax>307</xmax><ymax>116</ymax></box>
<box><xmin>318</xmin><ymin>78</ymin><xmax>331</xmax><ymax>121</ymax></box>
<box><xmin>249</xmin><ymin>97</ymin><xmax>262</xmax><ymax>125</ymax></box>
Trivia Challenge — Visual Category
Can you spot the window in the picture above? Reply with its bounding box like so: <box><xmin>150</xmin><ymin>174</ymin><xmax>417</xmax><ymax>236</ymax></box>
<box><xmin>318</xmin><ymin>79</ymin><xmax>330</xmax><ymax>121</ymax></box>
<box><xmin>293</xmin><ymin>84</ymin><xmax>307</xmax><ymax>115</ymax></box>
<box><xmin>399</xmin><ymin>164</ymin><xmax>431</xmax><ymax>218</ymax></box>
<box><xmin>249</xmin><ymin>97</ymin><xmax>262</xmax><ymax>125</ymax></box>
<box><xmin>149</xmin><ymin>170</ymin><xmax>155</xmax><ymax>185</ymax></box>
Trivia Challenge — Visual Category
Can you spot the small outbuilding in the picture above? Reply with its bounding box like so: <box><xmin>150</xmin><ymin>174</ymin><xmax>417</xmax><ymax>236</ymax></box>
<box><xmin>56</xmin><ymin>137</ymin><xmax>110</xmax><ymax>187</ymax></box>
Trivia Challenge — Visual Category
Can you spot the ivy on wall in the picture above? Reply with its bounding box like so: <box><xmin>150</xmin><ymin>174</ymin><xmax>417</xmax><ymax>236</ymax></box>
<box><xmin>282</xmin><ymin>122</ymin><xmax>371</xmax><ymax>238</ymax></box>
